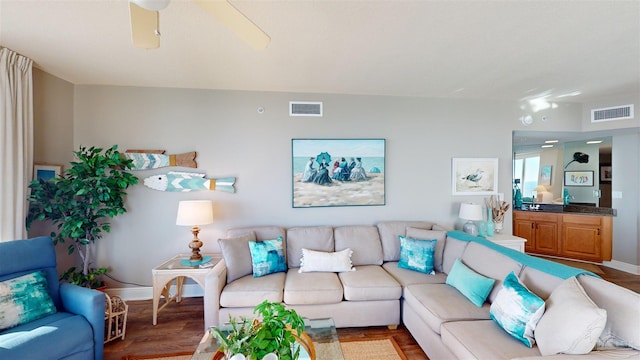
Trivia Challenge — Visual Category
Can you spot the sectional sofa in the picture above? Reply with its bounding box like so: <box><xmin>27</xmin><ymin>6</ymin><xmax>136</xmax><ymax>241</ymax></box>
<box><xmin>206</xmin><ymin>221</ymin><xmax>640</xmax><ymax>359</ymax></box>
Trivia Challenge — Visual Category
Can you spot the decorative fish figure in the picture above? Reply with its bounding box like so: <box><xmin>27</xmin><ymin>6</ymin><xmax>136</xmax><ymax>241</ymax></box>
<box><xmin>124</xmin><ymin>151</ymin><xmax>197</xmax><ymax>170</ymax></box>
<box><xmin>143</xmin><ymin>172</ymin><xmax>236</xmax><ymax>193</ymax></box>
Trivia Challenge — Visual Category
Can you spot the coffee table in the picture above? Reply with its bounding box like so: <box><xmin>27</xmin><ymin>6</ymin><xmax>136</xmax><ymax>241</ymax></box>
<box><xmin>192</xmin><ymin>317</ymin><xmax>344</xmax><ymax>360</ymax></box>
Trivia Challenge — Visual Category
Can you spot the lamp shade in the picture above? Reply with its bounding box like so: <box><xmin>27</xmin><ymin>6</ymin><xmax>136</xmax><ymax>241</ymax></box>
<box><xmin>534</xmin><ymin>185</ymin><xmax>547</xmax><ymax>192</ymax></box>
<box><xmin>176</xmin><ymin>200</ymin><xmax>214</xmax><ymax>226</ymax></box>
<box><xmin>459</xmin><ymin>203</ymin><xmax>483</xmax><ymax>221</ymax></box>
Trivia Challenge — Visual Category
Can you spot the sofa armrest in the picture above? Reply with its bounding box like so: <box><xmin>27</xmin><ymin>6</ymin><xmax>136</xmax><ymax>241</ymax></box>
<box><xmin>60</xmin><ymin>282</ymin><xmax>105</xmax><ymax>360</ymax></box>
<box><xmin>204</xmin><ymin>259</ymin><xmax>228</xmax><ymax>330</ymax></box>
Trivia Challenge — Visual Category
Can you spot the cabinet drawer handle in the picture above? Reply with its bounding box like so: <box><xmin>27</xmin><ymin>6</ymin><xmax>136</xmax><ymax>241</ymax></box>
<box><xmin>597</xmin><ymin>228</ymin><xmax>600</xmax><ymax>235</ymax></box>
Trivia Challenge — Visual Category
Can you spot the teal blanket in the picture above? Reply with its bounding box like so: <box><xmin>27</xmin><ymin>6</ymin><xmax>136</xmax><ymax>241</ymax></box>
<box><xmin>446</xmin><ymin>231</ymin><xmax>598</xmax><ymax>279</ymax></box>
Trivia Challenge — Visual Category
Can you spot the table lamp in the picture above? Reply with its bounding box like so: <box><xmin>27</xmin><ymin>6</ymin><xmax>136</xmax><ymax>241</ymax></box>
<box><xmin>459</xmin><ymin>203</ymin><xmax>483</xmax><ymax>236</ymax></box>
<box><xmin>534</xmin><ymin>185</ymin><xmax>547</xmax><ymax>202</ymax></box>
<box><xmin>176</xmin><ymin>200</ymin><xmax>214</xmax><ymax>262</ymax></box>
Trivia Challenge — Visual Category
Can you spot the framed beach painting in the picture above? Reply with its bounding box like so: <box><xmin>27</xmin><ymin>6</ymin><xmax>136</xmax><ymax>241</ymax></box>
<box><xmin>33</xmin><ymin>164</ymin><xmax>62</xmax><ymax>181</ymax></box>
<box><xmin>292</xmin><ymin>139</ymin><xmax>386</xmax><ymax>208</ymax></box>
<box><xmin>452</xmin><ymin>158</ymin><xmax>498</xmax><ymax>195</ymax></box>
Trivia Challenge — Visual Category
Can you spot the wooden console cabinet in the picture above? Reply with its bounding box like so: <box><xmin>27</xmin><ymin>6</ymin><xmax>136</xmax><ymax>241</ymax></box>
<box><xmin>513</xmin><ymin>211</ymin><xmax>612</xmax><ymax>262</ymax></box>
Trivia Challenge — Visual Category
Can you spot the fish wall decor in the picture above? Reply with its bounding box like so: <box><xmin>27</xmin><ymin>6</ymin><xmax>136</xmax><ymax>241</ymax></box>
<box><xmin>124</xmin><ymin>151</ymin><xmax>197</xmax><ymax>169</ymax></box>
<box><xmin>143</xmin><ymin>172</ymin><xmax>236</xmax><ymax>193</ymax></box>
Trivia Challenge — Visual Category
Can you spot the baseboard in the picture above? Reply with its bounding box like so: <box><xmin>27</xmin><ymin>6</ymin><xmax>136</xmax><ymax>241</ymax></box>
<box><xmin>602</xmin><ymin>260</ymin><xmax>640</xmax><ymax>275</ymax></box>
<box><xmin>105</xmin><ymin>284</ymin><xmax>204</xmax><ymax>301</ymax></box>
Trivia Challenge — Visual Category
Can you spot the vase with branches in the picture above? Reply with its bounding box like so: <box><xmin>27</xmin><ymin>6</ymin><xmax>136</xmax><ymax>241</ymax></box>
<box><xmin>26</xmin><ymin>145</ymin><xmax>138</xmax><ymax>288</ymax></box>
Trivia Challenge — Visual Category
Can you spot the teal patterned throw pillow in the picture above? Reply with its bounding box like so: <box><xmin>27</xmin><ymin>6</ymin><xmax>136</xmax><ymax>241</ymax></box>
<box><xmin>0</xmin><ymin>270</ymin><xmax>57</xmax><ymax>331</ymax></box>
<box><xmin>248</xmin><ymin>237</ymin><xmax>287</xmax><ymax>277</ymax></box>
<box><xmin>490</xmin><ymin>271</ymin><xmax>546</xmax><ymax>347</ymax></box>
<box><xmin>398</xmin><ymin>235</ymin><xmax>437</xmax><ymax>274</ymax></box>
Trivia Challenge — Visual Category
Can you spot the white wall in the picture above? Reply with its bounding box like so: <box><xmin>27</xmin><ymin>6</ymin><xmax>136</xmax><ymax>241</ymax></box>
<box><xmin>31</xmin><ymin>69</ymin><xmax>76</xmax><ymax>271</ymax></box>
<box><xmin>610</xmin><ymin>133</ymin><xmax>640</xmax><ymax>267</ymax></box>
<box><xmin>31</xmin><ymin>74</ymin><xmax>640</xmax><ymax>289</ymax></box>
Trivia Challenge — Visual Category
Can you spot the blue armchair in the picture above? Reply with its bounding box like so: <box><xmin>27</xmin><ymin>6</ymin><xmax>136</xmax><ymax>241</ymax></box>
<box><xmin>0</xmin><ymin>236</ymin><xmax>105</xmax><ymax>360</ymax></box>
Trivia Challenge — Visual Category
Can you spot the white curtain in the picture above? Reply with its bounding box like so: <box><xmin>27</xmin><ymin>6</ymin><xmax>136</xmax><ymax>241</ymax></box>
<box><xmin>0</xmin><ymin>47</ymin><xmax>34</xmax><ymax>241</ymax></box>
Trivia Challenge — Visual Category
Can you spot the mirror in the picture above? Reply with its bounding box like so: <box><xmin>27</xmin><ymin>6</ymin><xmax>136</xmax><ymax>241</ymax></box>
<box><xmin>513</xmin><ymin>131</ymin><xmax>612</xmax><ymax>208</ymax></box>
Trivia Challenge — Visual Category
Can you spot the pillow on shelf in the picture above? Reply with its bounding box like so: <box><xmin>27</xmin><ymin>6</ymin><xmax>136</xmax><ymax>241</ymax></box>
<box><xmin>446</xmin><ymin>258</ymin><xmax>495</xmax><ymax>307</ymax></box>
<box><xmin>0</xmin><ymin>270</ymin><xmax>57</xmax><ymax>331</ymax></box>
<box><xmin>490</xmin><ymin>271</ymin><xmax>545</xmax><ymax>347</ymax></box>
<box><xmin>397</xmin><ymin>235</ymin><xmax>437</xmax><ymax>275</ymax></box>
<box><xmin>218</xmin><ymin>232</ymin><xmax>257</xmax><ymax>283</ymax></box>
<box><xmin>248</xmin><ymin>236</ymin><xmax>287</xmax><ymax>277</ymax></box>
<box><xmin>299</xmin><ymin>248</ymin><xmax>355</xmax><ymax>273</ymax></box>
<box><xmin>535</xmin><ymin>276</ymin><xmax>607</xmax><ymax>356</ymax></box>
<box><xmin>405</xmin><ymin>228</ymin><xmax>446</xmax><ymax>272</ymax></box>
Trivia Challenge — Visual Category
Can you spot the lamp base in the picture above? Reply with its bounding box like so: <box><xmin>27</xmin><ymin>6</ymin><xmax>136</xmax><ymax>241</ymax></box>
<box><xmin>463</xmin><ymin>220</ymin><xmax>479</xmax><ymax>236</ymax></box>
<box><xmin>188</xmin><ymin>226</ymin><xmax>203</xmax><ymax>261</ymax></box>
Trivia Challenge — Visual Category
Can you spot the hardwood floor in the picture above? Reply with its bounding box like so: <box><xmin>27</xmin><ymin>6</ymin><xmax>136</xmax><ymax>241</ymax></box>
<box><xmin>104</xmin><ymin>264</ymin><xmax>639</xmax><ymax>360</ymax></box>
<box><xmin>103</xmin><ymin>298</ymin><xmax>427</xmax><ymax>360</ymax></box>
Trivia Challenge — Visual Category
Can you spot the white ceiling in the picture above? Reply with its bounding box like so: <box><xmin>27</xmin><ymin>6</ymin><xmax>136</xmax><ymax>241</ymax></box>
<box><xmin>1</xmin><ymin>0</ymin><xmax>639</xmax><ymax>103</ymax></box>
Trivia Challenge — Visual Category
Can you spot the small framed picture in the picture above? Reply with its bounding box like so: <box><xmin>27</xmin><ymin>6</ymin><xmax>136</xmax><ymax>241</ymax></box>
<box><xmin>34</xmin><ymin>164</ymin><xmax>62</xmax><ymax>181</ymax></box>
<box><xmin>451</xmin><ymin>158</ymin><xmax>498</xmax><ymax>195</ymax></box>
<box><xmin>564</xmin><ymin>170</ymin><xmax>594</xmax><ymax>187</ymax></box>
<box><xmin>539</xmin><ymin>165</ymin><xmax>552</xmax><ymax>186</ymax></box>
<box><xmin>600</xmin><ymin>165</ymin><xmax>612</xmax><ymax>183</ymax></box>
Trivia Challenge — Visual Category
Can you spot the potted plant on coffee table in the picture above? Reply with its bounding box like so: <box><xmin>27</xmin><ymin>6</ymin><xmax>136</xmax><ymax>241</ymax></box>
<box><xmin>212</xmin><ymin>301</ymin><xmax>307</xmax><ymax>360</ymax></box>
<box><xmin>26</xmin><ymin>145</ymin><xmax>138</xmax><ymax>288</ymax></box>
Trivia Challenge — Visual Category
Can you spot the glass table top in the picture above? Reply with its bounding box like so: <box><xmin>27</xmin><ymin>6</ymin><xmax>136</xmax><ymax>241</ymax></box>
<box><xmin>154</xmin><ymin>253</ymin><xmax>222</xmax><ymax>271</ymax></box>
<box><xmin>192</xmin><ymin>317</ymin><xmax>344</xmax><ymax>360</ymax></box>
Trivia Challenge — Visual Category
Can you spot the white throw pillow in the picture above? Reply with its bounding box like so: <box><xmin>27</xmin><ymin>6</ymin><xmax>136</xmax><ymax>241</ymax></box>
<box><xmin>298</xmin><ymin>248</ymin><xmax>355</xmax><ymax>273</ymax></box>
<box><xmin>535</xmin><ymin>276</ymin><xmax>607</xmax><ymax>356</ymax></box>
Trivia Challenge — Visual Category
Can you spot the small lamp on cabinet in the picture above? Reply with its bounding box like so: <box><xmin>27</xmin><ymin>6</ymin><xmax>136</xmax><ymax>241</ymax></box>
<box><xmin>176</xmin><ymin>200</ymin><xmax>214</xmax><ymax>262</ymax></box>
<box><xmin>534</xmin><ymin>185</ymin><xmax>547</xmax><ymax>203</ymax></box>
<box><xmin>459</xmin><ymin>203</ymin><xmax>483</xmax><ymax>236</ymax></box>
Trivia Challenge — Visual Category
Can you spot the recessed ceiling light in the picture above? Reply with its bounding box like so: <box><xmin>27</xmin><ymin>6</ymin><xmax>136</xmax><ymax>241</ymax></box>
<box><xmin>545</xmin><ymin>140</ymin><xmax>559</xmax><ymax>144</ymax></box>
<box><xmin>541</xmin><ymin>145</ymin><xmax>554</xmax><ymax>148</ymax></box>
<box><xmin>586</xmin><ymin>140</ymin><xmax>603</xmax><ymax>144</ymax></box>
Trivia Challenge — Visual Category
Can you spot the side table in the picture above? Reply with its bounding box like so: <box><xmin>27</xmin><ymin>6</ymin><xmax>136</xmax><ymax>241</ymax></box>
<box><xmin>152</xmin><ymin>253</ymin><xmax>222</xmax><ymax>327</ymax></box>
<box><xmin>485</xmin><ymin>233</ymin><xmax>527</xmax><ymax>252</ymax></box>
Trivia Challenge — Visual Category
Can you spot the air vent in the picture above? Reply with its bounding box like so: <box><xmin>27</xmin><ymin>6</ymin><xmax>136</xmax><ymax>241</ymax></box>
<box><xmin>290</xmin><ymin>101</ymin><xmax>323</xmax><ymax>117</ymax></box>
<box><xmin>591</xmin><ymin>104</ymin><xmax>634</xmax><ymax>123</ymax></box>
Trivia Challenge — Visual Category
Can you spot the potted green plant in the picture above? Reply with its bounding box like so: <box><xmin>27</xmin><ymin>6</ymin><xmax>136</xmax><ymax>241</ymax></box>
<box><xmin>212</xmin><ymin>301</ymin><xmax>307</xmax><ymax>360</ymax></box>
<box><xmin>26</xmin><ymin>145</ymin><xmax>139</xmax><ymax>288</ymax></box>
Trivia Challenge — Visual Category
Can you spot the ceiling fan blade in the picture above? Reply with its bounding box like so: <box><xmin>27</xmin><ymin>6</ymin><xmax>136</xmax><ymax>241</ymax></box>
<box><xmin>129</xmin><ymin>2</ymin><xmax>160</xmax><ymax>49</ymax></box>
<box><xmin>193</xmin><ymin>0</ymin><xmax>270</xmax><ymax>51</ymax></box>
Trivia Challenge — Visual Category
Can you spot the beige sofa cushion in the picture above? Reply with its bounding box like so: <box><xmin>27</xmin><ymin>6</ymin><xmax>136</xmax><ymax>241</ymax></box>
<box><xmin>578</xmin><ymin>274</ymin><xmax>640</xmax><ymax>350</ymax></box>
<box><xmin>441</xmin><ymin>320</ymin><xmax>542</xmax><ymax>359</ymax></box>
<box><xmin>376</xmin><ymin>221</ymin><xmax>435</xmax><ymax>261</ymax></box>
<box><xmin>284</xmin><ymin>269</ymin><xmax>343</xmax><ymax>305</ymax></box>
<box><xmin>405</xmin><ymin>228</ymin><xmax>446</xmax><ymax>272</ymax></box>
<box><xmin>227</xmin><ymin>226</ymin><xmax>286</xmax><ymax>241</ymax></box>
<box><xmin>220</xmin><ymin>272</ymin><xmax>285</xmax><ymax>308</ymax></box>
<box><xmin>442</xmin><ymin>236</ymin><xmax>470</xmax><ymax>274</ymax></box>
<box><xmin>218</xmin><ymin>232</ymin><xmax>256</xmax><ymax>283</ymax></box>
<box><xmin>334</xmin><ymin>225</ymin><xmax>383</xmax><ymax>266</ymax></box>
<box><xmin>382</xmin><ymin>262</ymin><xmax>447</xmax><ymax>289</ymax></box>
<box><xmin>461</xmin><ymin>242</ymin><xmax>524</xmax><ymax>302</ymax></box>
<box><xmin>338</xmin><ymin>265</ymin><xmax>401</xmax><ymax>301</ymax></box>
<box><xmin>403</xmin><ymin>283</ymin><xmax>491</xmax><ymax>335</ymax></box>
<box><xmin>519</xmin><ymin>266</ymin><xmax>565</xmax><ymax>300</ymax></box>
<box><xmin>513</xmin><ymin>349</ymin><xmax>640</xmax><ymax>359</ymax></box>
<box><xmin>286</xmin><ymin>226</ymin><xmax>334</xmax><ymax>268</ymax></box>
